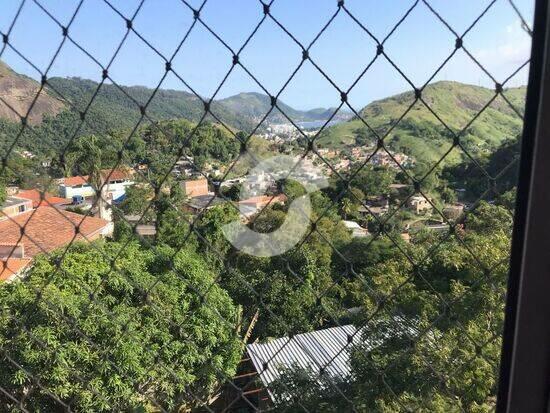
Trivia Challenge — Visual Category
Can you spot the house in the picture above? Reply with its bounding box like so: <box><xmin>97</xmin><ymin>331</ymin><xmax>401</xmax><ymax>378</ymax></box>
<box><xmin>334</xmin><ymin>159</ymin><xmax>350</xmax><ymax>171</ymax></box>
<box><xmin>181</xmin><ymin>178</ymin><xmax>210</xmax><ymax>198</ymax></box>
<box><xmin>238</xmin><ymin>194</ymin><xmax>287</xmax><ymax>211</ymax></box>
<box><xmin>0</xmin><ymin>206</ymin><xmax>113</xmax><ymax>260</ymax></box>
<box><xmin>410</xmin><ymin>219</ymin><xmax>449</xmax><ymax>233</ymax></box>
<box><xmin>183</xmin><ymin>194</ymin><xmax>226</xmax><ymax>214</ymax></box>
<box><xmin>0</xmin><ymin>197</ymin><xmax>33</xmax><ymax>221</ymax></box>
<box><xmin>371</xmin><ymin>152</ymin><xmax>392</xmax><ymax>167</ymax></box>
<box><xmin>0</xmin><ymin>204</ymin><xmax>112</xmax><ymax>283</ymax></box>
<box><xmin>59</xmin><ymin>169</ymin><xmax>134</xmax><ymax>202</ymax></box>
<box><xmin>359</xmin><ymin>197</ymin><xmax>390</xmax><ymax>217</ymax></box>
<box><xmin>101</xmin><ymin>169</ymin><xmax>134</xmax><ymax>203</ymax></box>
<box><xmin>342</xmin><ymin>220</ymin><xmax>369</xmax><ymax>237</ymax></box>
<box><xmin>15</xmin><ymin>189</ymin><xmax>67</xmax><ymax>208</ymax></box>
<box><xmin>58</xmin><ymin>175</ymin><xmax>96</xmax><ymax>199</ymax></box>
<box><xmin>407</xmin><ymin>195</ymin><xmax>433</xmax><ymax>214</ymax></box>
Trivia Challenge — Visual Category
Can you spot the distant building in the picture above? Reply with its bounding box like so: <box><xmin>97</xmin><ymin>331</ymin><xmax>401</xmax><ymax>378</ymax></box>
<box><xmin>58</xmin><ymin>175</ymin><xmax>96</xmax><ymax>199</ymax></box>
<box><xmin>342</xmin><ymin>220</ymin><xmax>369</xmax><ymax>237</ymax></box>
<box><xmin>0</xmin><ymin>205</ymin><xmax>112</xmax><ymax>282</ymax></box>
<box><xmin>407</xmin><ymin>195</ymin><xmax>433</xmax><ymax>214</ymax></box>
<box><xmin>183</xmin><ymin>194</ymin><xmax>226</xmax><ymax>214</ymax></box>
<box><xmin>181</xmin><ymin>178</ymin><xmax>210</xmax><ymax>198</ymax></box>
<box><xmin>317</xmin><ymin>148</ymin><xmax>338</xmax><ymax>159</ymax></box>
<box><xmin>334</xmin><ymin>159</ymin><xmax>351</xmax><ymax>171</ymax></box>
<box><xmin>59</xmin><ymin>169</ymin><xmax>134</xmax><ymax>202</ymax></box>
<box><xmin>101</xmin><ymin>169</ymin><xmax>134</xmax><ymax>203</ymax></box>
<box><xmin>0</xmin><ymin>197</ymin><xmax>33</xmax><ymax>221</ymax></box>
<box><xmin>358</xmin><ymin>200</ymin><xmax>389</xmax><ymax>217</ymax></box>
<box><xmin>238</xmin><ymin>194</ymin><xmax>287</xmax><ymax>212</ymax></box>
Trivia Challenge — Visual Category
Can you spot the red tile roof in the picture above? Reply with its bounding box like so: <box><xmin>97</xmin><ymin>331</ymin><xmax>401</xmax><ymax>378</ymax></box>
<box><xmin>101</xmin><ymin>168</ymin><xmax>132</xmax><ymax>181</ymax></box>
<box><xmin>61</xmin><ymin>169</ymin><xmax>132</xmax><ymax>187</ymax></box>
<box><xmin>0</xmin><ymin>258</ymin><xmax>31</xmax><ymax>281</ymax></box>
<box><xmin>62</xmin><ymin>175</ymin><xmax>89</xmax><ymax>187</ymax></box>
<box><xmin>238</xmin><ymin>194</ymin><xmax>287</xmax><ymax>207</ymax></box>
<box><xmin>16</xmin><ymin>189</ymin><xmax>68</xmax><ymax>208</ymax></box>
<box><xmin>0</xmin><ymin>207</ymin><xmax>111</xmax><ymax>258</ymax></box>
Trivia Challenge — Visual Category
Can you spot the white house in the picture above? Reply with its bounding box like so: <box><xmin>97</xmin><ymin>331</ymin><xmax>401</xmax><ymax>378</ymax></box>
<box><xmin>59</xmin><ymin>169</ymin><xmax>134</xmax><ymax>202</ymax></box>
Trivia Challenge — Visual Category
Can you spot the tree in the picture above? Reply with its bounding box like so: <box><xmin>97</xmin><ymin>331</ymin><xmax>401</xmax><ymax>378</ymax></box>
<box><xmin>67</xmin><ymin>135</ymin><xmax>109</xmax><ymax>220</ymax></box>
<box><xmin>440</xmin><ymin>185</ymin><xmax>457</xmax><ymax>204</ymax></box>
<box><xmin>351</xmin><ymin>166</ymin><xmax>395</xmax><ymax>197</ymax></box>
<box><xmin>223</xmin><ymin>246</ymin><xmax>341</xmax><ymax>339</ymax></box>
<box><xmin>0</xmin><ymin>242</ymin><xmax>242</xmax><ymax>412</ymax></box>
<box><xmin>270</xmin><ymin>203</ymin><xmax>512</xmax><ymax>412</ymax></box>
<box><xmin>119</xmin><ymin>184</ymin><xmax>155</xmax><ymax>222</ymax></box>
<box><xmin>0</xmin><ymin>181</ymin><xmax>6</xmax><ymax>205</ymax></box>
<box><xmin>195</xmin><ymin>203</ymin><xmax>241</xmax><ymax>264</ymax></box>
<box><xmin>220</xmin><ymin>183</ymin><xmax>242</xmax><ymax>201</ymax></box>
<box><xmin>465</xmin><ymin>201</ymin><xmax>513</xmax><ymax>235</ymax></box>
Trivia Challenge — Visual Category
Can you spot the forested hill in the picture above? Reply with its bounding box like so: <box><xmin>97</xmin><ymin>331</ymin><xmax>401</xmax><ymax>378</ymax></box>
<box><xmin>317</xmin><ymin>81</ymin><xmax>526</xmax><ymax>165</ymax></box>
<box><xmin>218</xmin><ymin>92</ymin><xmax>351</xmax><ymax>124</ymax></box>
<box><xmin>45</xmin><ymin>77</ymin><xmax>256</xmax><ymax>132</ymax></box>
<box><xmin>0</xmin><ymin>60</ymin><xmax>348</xmax><ymax>134</ymax></box>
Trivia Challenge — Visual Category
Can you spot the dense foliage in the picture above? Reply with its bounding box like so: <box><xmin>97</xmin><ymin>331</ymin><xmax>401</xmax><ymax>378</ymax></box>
<box><xmin>0</xmin><ymin>242</ymin><xmax>242</xmax><ymax>412</ymax></box>
<box><xmin>270</xmin><ymin>202</ymin><xmax>513</xmax><ymax>412</ymax></box>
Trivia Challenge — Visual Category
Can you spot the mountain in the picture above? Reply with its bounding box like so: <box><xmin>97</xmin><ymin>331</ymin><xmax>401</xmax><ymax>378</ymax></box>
<box><xmin>45</xmin><ymin>76</ymin><xmax>257</xmax><ymax>132</ymax></box>
<box><xmin>218</xmin><ymin>92</ymin><xmax>351</xmax><ymax>124</ymax></box>
<box><xmin>0</xmin><ymin>60</ymin><xmax>526</xmax><ymax>166</ymax></box>
<box><xmin>0</xmin><ymin>61</ymin><xmax>65</xmax><ymax>125</ymax></box>
<box><xmin>317</xmin><ymin>81</ymin><xmax>526</xmax><ymax>165</ymax></box>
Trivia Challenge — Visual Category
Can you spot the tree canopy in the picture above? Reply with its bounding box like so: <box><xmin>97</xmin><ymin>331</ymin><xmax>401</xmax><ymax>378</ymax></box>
<box><xmin>0</xmin><ymin>242</ymin><xmax>242</xmax><ymax>412</ymax></box>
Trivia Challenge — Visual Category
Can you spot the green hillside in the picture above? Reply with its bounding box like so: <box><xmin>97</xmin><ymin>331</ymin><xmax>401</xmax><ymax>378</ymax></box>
<box><xmin>46</xmin><ymin>77</ymin><xmax>256</xmax><ymax>132</ymax></box>
<box><xmin>317</xmin><ymin>81</ymin><xmax>526</xmax><ymax>165</ymax></box>
<box><xmin>218</xmin><ymin>92</ymin><xmax>350</xmax><ymax>124</ymax></box>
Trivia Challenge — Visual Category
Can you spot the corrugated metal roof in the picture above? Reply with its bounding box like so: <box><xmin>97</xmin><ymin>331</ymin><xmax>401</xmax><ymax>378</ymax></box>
<box><xmin>246</xmin><ymin>325</ymin><xmax>361</xmax><ymax>391</ymax></box>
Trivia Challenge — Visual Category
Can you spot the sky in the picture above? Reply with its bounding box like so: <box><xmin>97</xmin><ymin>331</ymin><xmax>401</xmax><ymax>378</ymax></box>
<box><xmin>0</xmin><ymin>0</ymin><xmax>535</xmax><ymax>110</ymax></box>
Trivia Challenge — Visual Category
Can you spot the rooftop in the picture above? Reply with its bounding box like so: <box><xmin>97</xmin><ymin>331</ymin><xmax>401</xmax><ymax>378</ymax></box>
<box><xmin>0</xmin><ymin>258</ymin><xmax>32</xmax><ymax>281</ymax></box>
<box><xmin>186</xmin><ymin>194</ymin><xmax>226</xmax><ymax>211</ymax></box>
<box><xmin>61</xmin><ymin>169</ymin><xmax>133</xmax><ymax>187</ymax></box>
<box><xmin>246</xmin><ymin>325</ymin><xmax>361</xmax><ymax>396</ymax></box>
<box><xmin>0</xmin><ymin>207</ymin><xmax>111</xmax><ymax>258</ymax></box>
<box><xmin>16</xmin><ymin>189</ymin><xmax>68</xmax><ymax>208</ymax></box>
<box><xmin>1</xmin><ymin>196</ymin><xmax>30</xmax><ymax>208</ymax></box>
<box><xmin>238</xmin><ymin>194</ymin><xmax>287</xmax><ymax>207</ymax></box>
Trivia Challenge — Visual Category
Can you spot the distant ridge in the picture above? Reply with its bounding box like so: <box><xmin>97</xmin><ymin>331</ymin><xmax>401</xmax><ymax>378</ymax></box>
<box><xmin>0</xmin><ymin>60</ymin><xmax>350</xmax><ymax>131</ymax></box>
<box><xmin>0</xmin><ymin>61</ymin><xmax>526</xmax><ymax>166</ymax></box>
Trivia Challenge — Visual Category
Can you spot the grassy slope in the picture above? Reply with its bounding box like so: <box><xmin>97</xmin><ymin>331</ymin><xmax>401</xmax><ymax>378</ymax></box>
<box><xmin>317</xmin><ymin>81</ymin><xmax>526</xmax><ymax>165</ymax></box>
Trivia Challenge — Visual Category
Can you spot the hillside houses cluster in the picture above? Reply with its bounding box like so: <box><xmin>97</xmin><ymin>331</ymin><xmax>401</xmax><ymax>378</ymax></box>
<box><xmin>0</xmin><ymin>199</ymin><xmax>112</xmax><ymax>282</ymax></box>
<box><xmin>0</xmin><ymin>169</ymin><xmax>134</xmax><ymax>282</ymax></box>
<box><xmin>313</xmin><ymin>147</ymin><xmax>414</xmax><ymax>173</ymax></box>
<box><xmin>181</xmin><ymin>177</ymin><xmax>288</xmax><ymax>221</ymax></box>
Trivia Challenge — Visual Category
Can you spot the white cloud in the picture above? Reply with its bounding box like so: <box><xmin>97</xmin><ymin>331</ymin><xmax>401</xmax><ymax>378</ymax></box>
<box><xmin>475</xmin><ymin>19</ymin><xmax>531</xmax><ymax>68</ymax></box>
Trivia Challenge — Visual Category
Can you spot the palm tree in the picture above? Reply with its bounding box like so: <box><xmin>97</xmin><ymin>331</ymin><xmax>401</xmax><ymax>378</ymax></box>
<box><xmin>340</xmin><ymin>197</ymin><xmax>355</xmax><ymax>220</ymax></box>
